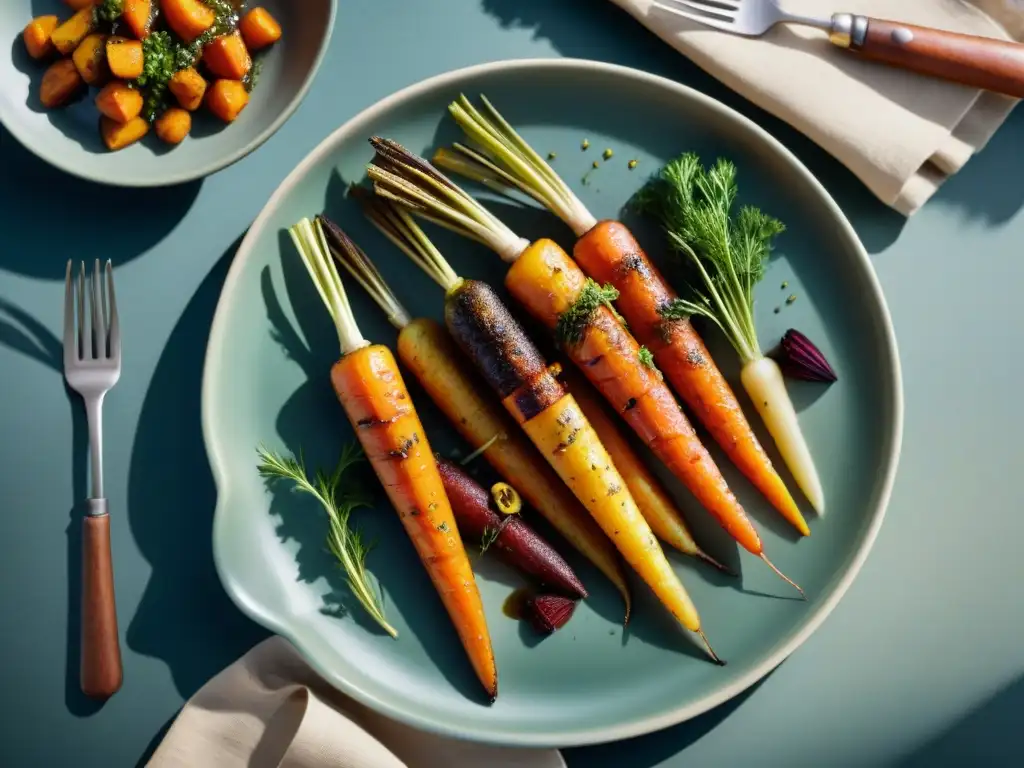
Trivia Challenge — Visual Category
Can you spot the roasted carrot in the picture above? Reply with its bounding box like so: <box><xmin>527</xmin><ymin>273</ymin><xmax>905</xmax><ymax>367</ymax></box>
<box><xmin>123</xmin><ymin>0</ymin><xmax>153</xmax><ymax>39</ymax></box>
<box><xmin>319</xmin><ymin>207</ymin><xmax>631</xmax><ymax>613</ymax></box>
<box><xmin>369</xmin><ymin>138</ymin><xmax>803</xmax><ymax>598</ymax></box>
<box><xmin>287</xmin><ymin>217</ymin><xmax>497</xmax><ymax>700</ymax></box>
<box><xmin>23</xmin><ymin>16</ymin><xmax>59</xmax><ymax>60</ymax></box>
<box><xmin>437</xmin><ymin>95</ymin><xmax>811</xmax><ymax>536</ymax></box>
<box><xmin>556</xmin><ymin>363</ymin><xmax>729</xmax><ymax>573</ymax></box>
<box><xmin>436</xmin><ymin>458</ymin><xmax>588</xmax><ymax>599</ymax></box>
<box><xmin>357</xmin><ymin>178</ymin><xmax>723</xmax><ymax>662</ymax></box>
<box><xmin>239</xmin><ymin>7</ymin><xmax>282</xmax><ymax>51</ymax></box>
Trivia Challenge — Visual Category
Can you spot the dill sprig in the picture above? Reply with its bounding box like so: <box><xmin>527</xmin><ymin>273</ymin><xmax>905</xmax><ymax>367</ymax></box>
<box><xmin>478</xmin><ymin>519</ymin><xmax>509</xmax><ymax>555</ymax></box>
<box><xmin>633</xmin><ymin>153</ymin><xmax>785</xmax><ymax>363</ymax></box>
<box><xmin>555</xmin><ymin>279</ymin><xmax>620</xmax><ymax>346</ymax></box>
<box><xmin>256</xmin><ymin>443</ymin><xmax>398</xmax><ymax>638</ymax></box>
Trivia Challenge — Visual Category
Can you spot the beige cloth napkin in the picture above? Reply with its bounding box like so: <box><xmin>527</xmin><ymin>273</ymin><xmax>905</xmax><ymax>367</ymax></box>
<box><xmin>612</xmin><ymin>0</ymin><xmax>1023</xmax><ymax>215</ymax></box>
<box><xmin>146</xmin><ymin>637</ymin><xmax>565</xmax><ymax>768</ymax></box>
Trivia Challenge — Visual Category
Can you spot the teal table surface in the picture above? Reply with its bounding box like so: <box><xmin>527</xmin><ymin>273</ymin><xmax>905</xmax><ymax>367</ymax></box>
<box><xmin>2</xmin><ymin>1</ymin><xmax>1023</xmax><ymax>765</ymax></box>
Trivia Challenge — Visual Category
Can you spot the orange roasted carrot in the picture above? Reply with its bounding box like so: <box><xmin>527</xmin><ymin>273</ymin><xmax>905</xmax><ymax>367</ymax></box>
<box><xmin>436</xmin><ymin>96</ymin><xmax>810</xmax><ymax>536</ymax></box>
<box><xmin>358</xmin><ymin>176</ymin><xmax>725</xmax><ymax>661</ymax></box>
<box><xmin>288</xmin><ymin>216</ymin><xmax>497</xmax><ymax>700</ymax></box>
<box><xmin>320</xmin><ymin>208</ymin><xmax>631</xmax><ymax>614</ymax></box>
<box><xmin>556</xmin><ymin>363</ymin><xmax>729</xmax><ymax>573</ymax></box>
<box><xmin>370</xmin><ymin>137</ymin><xmax>803</xmax><ymax>597</ymax></box>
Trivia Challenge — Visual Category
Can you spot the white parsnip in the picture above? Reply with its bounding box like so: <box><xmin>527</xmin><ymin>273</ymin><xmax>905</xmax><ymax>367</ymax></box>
<box><xmin>741</xmin><ymin>357</ymin><xmax>824</xmax><ymax>514</ymax></box>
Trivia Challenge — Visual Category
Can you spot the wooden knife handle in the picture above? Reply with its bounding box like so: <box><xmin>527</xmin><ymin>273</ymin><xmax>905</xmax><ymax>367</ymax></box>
<box><xmin>852</xmin><ymin>18</ymin><xmax>1024</xmax><ymax>98</ymax></box>
<box><xmin>81</xmin><ymin>514</ymin><xmax>122</xmax><ymax>699</ymax></box>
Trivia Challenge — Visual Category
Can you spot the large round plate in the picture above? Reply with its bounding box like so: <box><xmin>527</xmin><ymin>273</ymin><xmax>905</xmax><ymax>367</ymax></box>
<box><xmin>202</xmin><ymin>59</ymin><xmax>902</xmax><ymax>747</ymax></box>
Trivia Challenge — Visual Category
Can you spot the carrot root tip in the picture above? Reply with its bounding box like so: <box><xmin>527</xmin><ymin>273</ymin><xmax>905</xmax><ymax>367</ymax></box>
<box><xmin>697</xmin><ymin>550</ymin><xmax>736</xmax><ymax>577</ymax></box>
<box><xmin>697</xmin><ymin>628</ymin><xmax>725</xmax><ymax>666</ymax></box>
<box><xmin>759</xmin><ymin>553</ymin><xmax>806</xmax><ymax>599</ymax></box>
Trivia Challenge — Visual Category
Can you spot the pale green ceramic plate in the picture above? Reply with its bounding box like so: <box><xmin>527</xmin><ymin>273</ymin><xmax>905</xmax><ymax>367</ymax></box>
<box><xmin>0</xmin><ymin>0</ymin><xmax>335</xmax><ymax>186</ymax></box>
<box><xmin>202</xmin><ymin>59</ymin><xmax>902</xmax><ymax>747</ymax></box>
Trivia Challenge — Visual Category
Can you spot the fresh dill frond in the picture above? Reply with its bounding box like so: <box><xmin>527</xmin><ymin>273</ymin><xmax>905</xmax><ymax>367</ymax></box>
<box><xmin>479</xmin><ymin>521</ymin><xmax>507</xmax><ymax>555</ymax></box>
<box><xmin>634</xmin><ymin>153</ymin><xmax>785</xmax><ymax>363</ymax></box>
<box><xmin>556</xmin><ymin>279</ymin><xmax>620</xmax><ymax>346</ymax></box>
<box><xmin>638</xmin><ymin>346</ymin><xmax>656</xmax><ymax>369</ymax></box>
<box><xmin>256</xmin><ymin>443</ymin><xmax>398</xmax><ymax>638</ymax></box>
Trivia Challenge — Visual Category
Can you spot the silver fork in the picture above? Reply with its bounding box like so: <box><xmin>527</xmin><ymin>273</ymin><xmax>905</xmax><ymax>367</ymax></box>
<box><xmin>652</xmin><ymin>0</ymin><xmax>1024</xmax><ymax>98</ymax></box>
<box><xmin>63</xmin><ymin>259</ymin><xmax>123</xmax><ymax>700</ymax></box>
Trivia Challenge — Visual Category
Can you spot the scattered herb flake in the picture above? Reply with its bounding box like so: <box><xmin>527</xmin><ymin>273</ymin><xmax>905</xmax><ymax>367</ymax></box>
<box><xmin>548</xmin><ymin>151</ymin><xmax>557</xmax><ymax>160</ymax></box>
<box><xmin>602</xmin><ymin>148</ymin><xmax>614</xmax><ymax>160</ymax></box>
<box><xmin>628</xmin><ymin>159</ymin><xmax>638</xmax><ymax>170</ymax></box>
<box><xmin>556</xmin><ymin>279</ymin><xmax>620</xmax><ymax>345</ymax></box>
<box><xmin>786</xmin><ymin>294</ymin><xmax>798</xmax><ymax>304</ymax></box>
<box><xmin>581</xmin><ymin>139</ymin><xmax>590</xmax><ymax>150</ymax></box>
<box><xmin>638</xmin><ymin>346</ymin><xmax>655</xmax><ymax>368</ymax></box>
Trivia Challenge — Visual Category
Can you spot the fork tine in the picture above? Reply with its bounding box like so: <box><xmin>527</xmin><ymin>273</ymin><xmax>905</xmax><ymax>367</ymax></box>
<box><xmin>652</xmin><ymin>2</ymin><xmax>735</xmax><ymax>28</ymax></box>
<box><xmin>63</xmin><ymin>260</ymin><xmax>77</xmax><ymax>367</ymax></box>
<box><xmin>90</xmin><ymin>259</ymin><xmax>103</xmax><ymax>359</ymax></box>
<box><xmin>106</xmin><ymin>261</ymin><xmax>120</xmax><ymax>363</ymax></box>
<box><xmin>77</xmin><ymin>262</ymin><xmax>87</xmax><ymax>360</ymax></box>
<box><xmin>673</xmin><ymin>0</ymin><xmax>738</xmax><ymax>19</ymax></box>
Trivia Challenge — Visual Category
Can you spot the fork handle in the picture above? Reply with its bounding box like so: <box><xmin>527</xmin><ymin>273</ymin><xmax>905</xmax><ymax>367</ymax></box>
<box><xmin>847</xmin><ymin>17</ymin><xmax>1024</xmax><ymax>98</ymax></box>
<box><xmin>81</xmin><ymin>508</ymin><xmax>122</xmax><ymax>699</ymax></box>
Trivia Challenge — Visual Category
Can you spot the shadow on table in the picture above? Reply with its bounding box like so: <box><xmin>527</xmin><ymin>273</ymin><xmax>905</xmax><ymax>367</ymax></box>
<box><xmin>895</xmin><ymin>675</ymin><xmax>1024</xmax><ymax>767</ymax></box>
<box><xmin>0</xmin><ymin>124</ymin><xmax>202</xmax><ymax>279</ymax></box>
<box><xmin>125</xmin><ymin>236</ymin><xmax>268</xmax><ymax>705</ymax></box>
<box><xmin>0</xmin><ymin>296</ymin><xmax>104</xmax><ymax>717</ymax></box>
<box><xmin>564</xmin><ymin>669</ymin><xmax>774</xmax><ymax>767</ymax></box>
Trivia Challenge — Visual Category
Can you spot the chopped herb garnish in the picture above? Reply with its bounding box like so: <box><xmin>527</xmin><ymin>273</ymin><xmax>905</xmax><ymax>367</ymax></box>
<box><xmin>94</xmin><ymin>0</ymin><xmax>124</xmax><ymax>24</ymax></box>
<box><xmin>602</xmin><ymin>148</ymin><xmax>614</xmax><ymax>160</ymax></box>
<box><xmin>581</xmin><ymin>139</ymin><xmax>590</xmax><ymax>150</ymax></box>
<box><xmin>548</xmin><ymin>151</ymin><xmax>557</xmax><ymax>160</ymax></box>
<box><xmin>781</xmin><ymin>281</ymin><xmax>789</xmax><ymax>289</ymax></box>
<box><xmin>555</xmin><ymin>279</ymin><xmax>620</xmax><ymax>346</ymax></box>
<box><xmin>638</xmin><ymin>346</ymin><xmax>655</xmax><ymax>368</ymax></box>
<box><xmin>628</xmin><ymin>159</ymin><xmax>638</xmax><ymax>170</ymax></box>
<box><xmin>786</xmin><ymin>294</ymin><xmax>797</xmax><ymax>304</ymax></box>
<box><xmin>437</xmin><ymin>521</ymin><xmax>450</xmax><ymax>533</ymax></box>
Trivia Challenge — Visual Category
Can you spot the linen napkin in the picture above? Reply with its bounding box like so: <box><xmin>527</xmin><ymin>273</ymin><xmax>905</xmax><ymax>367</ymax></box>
<box><xmin>611</xmin><ymin>0</ymin><xmax>1023</xmax><ymax>215</ymax></box>
<box><xmin>146</xmin><ymin>636</ymin><xmax>565</xmax><ymax>768</ymax></box>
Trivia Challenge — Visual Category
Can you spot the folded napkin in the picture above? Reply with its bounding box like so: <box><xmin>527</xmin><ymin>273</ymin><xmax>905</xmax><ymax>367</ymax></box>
<box><xmin>612</xmin><ymin>0</ymin><xmax>1022</xmax><ymax>215</ymax></box>
<box><xmin>146</xmin><ymin>637</ymin><xmax>564</xmax><ymax>768</ymax></box>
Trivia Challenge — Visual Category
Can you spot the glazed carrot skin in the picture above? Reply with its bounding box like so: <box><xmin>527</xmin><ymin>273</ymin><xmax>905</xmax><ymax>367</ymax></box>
<box><xmin>436</xmin><ymin>458</ymin><xmax>588</xmax><ymax>599</ymax></box>
<box><xmin>444</xmin><ymin>279</ymin><xmax>702</xmax><ymax>631</ymax></box>
<box><xmin>574</xmin><ymin>221</ymin><xmax>809</xmax><ymax>536</ymax></box>
<box><xmin>331</xmin><ymin>344</ymin><xmax>497</xmax><ymax>700</ymax></box>
<box><xmin>395</xmin><ymin>317</ymin><xmax>631</xmax><ymax>607</ymax></box>
<box><xmin>558</xmin><ymin>364</ymin><xmax>712</xmax><ymax>561</ymax></box>
<box><xmin>506</xmin><ymin>238</ymin><xmax>764</xmax><ymax>555</ymax></box>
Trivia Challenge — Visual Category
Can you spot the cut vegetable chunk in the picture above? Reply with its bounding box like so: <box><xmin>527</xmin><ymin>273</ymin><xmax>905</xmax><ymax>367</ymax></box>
<box><xmin>23</xmin><ymin>16</ymin><xmax>59</xmax><ymax>60</ymax></box>
<box><xmin>124</xmin><ymin>0</ymin><xmax>153</xmax><ymax>38</ymax></box>
<box><xmin>52</xmin><ymin>8</ymin><xmax>95</xmax><ymax>55</ymax></box>
<box><xmin>169</xmin><ymin>67</ymin><xmax>207</xmax><ymax>111</ymax></box>
<box><xmin>72</xmin><ymin>34</ymin><xmax>109</xmax><ymax>86</ymax></box>
<box><xmin>100</xmin><ymin>115</ymin><xmax>149</xmax><ymax>151</ymax></box>
<box><xmin>206</xmin><ymin>79</ymin><xmax>249</xmax><ymax>122</ymax></box>
<box><xmin>106</xmin><ymin>37</ymin><xmax>144</xmax><ymax>79</ymax></box>
<box><xmin>239</xmin><ymin>7</ymin><xmax>282</xmax><ymax>51</ymax></box>
<box><xmin>40</xmin><ymin>59</ymin><xmax>83</xmax><ymax>108</ymax></box>
<box><xmin>154</xmin><ymin>107</ymin><xmax>191</xmax><ymax>144</ymax></box>
<box><xmin>161</xmin><ymin>0</ymin><xmax>216</xmax><ymax>43</ymax></box>
<box><xmin>95</xmin><ymin>82</ymin><xmax>144</xmax><ymax>123</ymax></box>
<box><xmin>203</xmin><ymin>32</ymin><xmax>252</xmax><ymax>80</ymax></box>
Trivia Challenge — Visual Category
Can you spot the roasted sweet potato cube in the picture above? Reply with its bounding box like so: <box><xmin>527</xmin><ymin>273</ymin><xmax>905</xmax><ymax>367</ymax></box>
<box><xmin>95</xmin><ymin>82</ymin><xmax>144</xmax><ymax>123</ymax></box>
<box><xmin>155</xmin><ymin>108</ymin><xmax>191</xmax><ymax>145</ymax></box>
<box><xmin>40</xmin><ymin>59</ymin><xmax>84</xmax><ymax>108</ymax></box>
<box><xmin>124</xmin><ymin>0</ymin><xmax>153</xmax><ymax>39</ymax></box>
<box><xmin>162</xmin><ymin>0</ymin><xmax>216</xmax><ymax>43</ymax></box>
<box><xmin>23</xmin><ymin>16</ymin><xmax>59</xmax><ymax>60</ymax></box>
<box><xmin>203</xmin><ymin>32</ymin><xmax>251</xmax><ymax>80</ymax></box>
<box><xmin>239</xmin><ymin>8</ymin><xmax>282</xmax><ymax>51</ymax></box>
<box><xmin>101</xmin><ymin>115</ymin><xmax>149</xmax><ymax>151</ymax></box>
<box><xmin>169</xmin><ymin>67</ymin><xmax>207</xmax><ymax>111</ymax></box>
<box><xmin>72</xmin><ymin>34</ymin><xmax>109</xmax><ymax>86</ymax></box>
<box><xmin>106</xmin><ymin>37</ymin><xmax>144</xmax><ymax>79</ymax></box>
<box><xmin>52</xmin><ymin>8</ymin><xmax>95</xmax><ymax>56</ymax></box>
<box><xmin>206</xmin><ymin>79</ymin><xmax>249</xmax><ymax>123</ymax></box>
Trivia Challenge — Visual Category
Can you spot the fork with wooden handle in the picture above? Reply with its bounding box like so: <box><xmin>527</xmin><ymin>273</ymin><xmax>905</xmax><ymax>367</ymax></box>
<box><xmin>654</xmin><ymin>0</ymin><xmax>1024</xmax><ymax>98</ymax></box>
<box><xmin>63</xmin><ymin>260</ymin><xmax>123</xmax><ymax>700</ymax></box>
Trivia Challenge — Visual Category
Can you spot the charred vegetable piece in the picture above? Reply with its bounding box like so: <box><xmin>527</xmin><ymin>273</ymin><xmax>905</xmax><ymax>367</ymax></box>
<box><xmin>437</xmin><ymin>459</ymin><xmax>587</xmax><ymax>599</ymax></box>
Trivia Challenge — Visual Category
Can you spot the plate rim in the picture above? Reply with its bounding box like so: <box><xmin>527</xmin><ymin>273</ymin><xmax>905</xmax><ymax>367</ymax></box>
<box><xmin>0</xmin><ymin>0</ymin><xmax>337</xmax><ymax>188</ymax></box>
<box><xmin>201</xmin><ymin>57</ymin><xmax>904</xmax><ymax>748</ymax></box>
